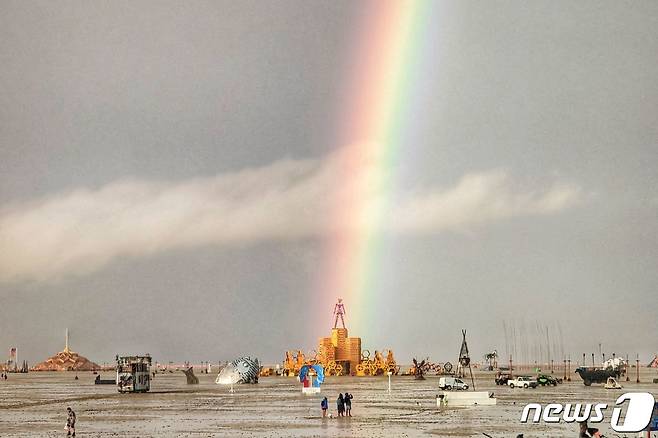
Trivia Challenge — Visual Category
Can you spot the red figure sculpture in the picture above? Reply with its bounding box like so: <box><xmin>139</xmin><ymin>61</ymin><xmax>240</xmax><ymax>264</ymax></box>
<box><xmin>333</xmin><ymin>298</ymin><xmax>346</xmax><ymax>329</ymax></box>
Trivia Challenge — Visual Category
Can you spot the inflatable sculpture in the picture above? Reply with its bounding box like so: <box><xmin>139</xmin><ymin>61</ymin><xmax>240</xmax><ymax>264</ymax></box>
<box><xmin>215</xmin><ymin>356</ymin><xmax>260</xmax><ymax>385</ymax></box>
<box><xmin>299</xmin><ymin>364</ymin><xmax>324</xmax><ymax>394</ymax></box>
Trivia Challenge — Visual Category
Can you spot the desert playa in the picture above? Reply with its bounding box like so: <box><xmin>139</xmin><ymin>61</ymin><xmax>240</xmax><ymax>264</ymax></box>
<box><xmin>1</xmin><ymin>369</ymin><xmax>657</xmax><ymax>437</ymax></box>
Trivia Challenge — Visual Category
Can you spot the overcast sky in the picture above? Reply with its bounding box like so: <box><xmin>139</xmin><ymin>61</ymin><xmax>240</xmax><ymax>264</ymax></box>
<box><xmin>1</xmin><ymin>1</ymin><xmax>657</xmax><ymax>366</ymax></box>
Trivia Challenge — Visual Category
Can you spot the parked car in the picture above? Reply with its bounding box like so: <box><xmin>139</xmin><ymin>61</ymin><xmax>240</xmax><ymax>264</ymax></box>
<box><xmin>439</xmin><ymin>376</ymin><xmax>469</xmax><ymax>390</ymax></box>
<box><xmin>536</xmin><ymin>374</ymin><xmax>560</xmax><ymax>386</ymax></box>
<box><xmin>507</xmin><ymin>376</ymin><xmax>537</xmax><ymax>388</ymax></box>
<box><xmin>495</xmin><ymin>372</ymin><xmax>511</xmax><ymax>385</ymax></box>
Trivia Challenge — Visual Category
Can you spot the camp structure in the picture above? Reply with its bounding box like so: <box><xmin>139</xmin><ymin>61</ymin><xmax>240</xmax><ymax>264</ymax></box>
<box><xmin>117</xmin><ymin>355</ymin><xmax>152</xmax><ymax>393</ymax></box>
<box><xmin>31</xmin><ymin>329</ymin><xmax>100</xmax><ymax>372</ymax></box>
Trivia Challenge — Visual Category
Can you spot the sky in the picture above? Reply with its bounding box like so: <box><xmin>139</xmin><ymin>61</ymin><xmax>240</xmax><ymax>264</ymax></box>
<box><xmin>0</xmin><ymin>1</ymin><xmax>657</xmax><ymax>367</ymax></box>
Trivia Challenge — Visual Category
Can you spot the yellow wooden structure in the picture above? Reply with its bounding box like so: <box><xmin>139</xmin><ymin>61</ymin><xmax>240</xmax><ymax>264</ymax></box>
<box><xmin>281</xmin><ymin>302</ymin><xmax>400</xmax><ymax>377</ymax></box>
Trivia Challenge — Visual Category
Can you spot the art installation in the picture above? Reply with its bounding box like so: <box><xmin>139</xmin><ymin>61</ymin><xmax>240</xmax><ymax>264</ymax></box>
<box><xmin>299</xmin><ymin>364</ymin><xmax>324</xmax><ymax>394</ymax></box>
<box><xmin>31</xmin><ymin>330</ymin><xmax>100</xmax><ymax>372</ymax></box>
<box><xmin>182</xmin><ymin>367</ymin><xmax>199</xmax><ymax>384</ymax></box>
<box><xmin>333</xmin><ymin>298</ymin><xmax>346</xmax><ymax>329</ymax></box>
<box><xmin>215</xmin><ymin>357</ymin><xmax>260</xmax><ymax>385</ymax></box>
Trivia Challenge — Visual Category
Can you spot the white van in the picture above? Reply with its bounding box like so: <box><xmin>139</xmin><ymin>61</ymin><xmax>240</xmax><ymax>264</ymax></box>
<box><xmin>438</xmin><ymin>376</ymin><xmax>469</xmax><ymax>390</ymax></box>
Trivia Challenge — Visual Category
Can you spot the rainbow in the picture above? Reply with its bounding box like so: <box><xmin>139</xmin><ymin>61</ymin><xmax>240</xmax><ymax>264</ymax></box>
<box><xmin>319</xmin><ymin>1</ymin><xmax>434</xmax><ymax>334</ymax></box>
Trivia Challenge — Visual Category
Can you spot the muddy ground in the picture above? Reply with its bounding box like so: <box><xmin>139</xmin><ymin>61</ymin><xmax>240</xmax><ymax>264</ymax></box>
<box><xmin>1</xmin><ymin>369</ymin><xmax>657</xmax><ymax>437</ymax></box>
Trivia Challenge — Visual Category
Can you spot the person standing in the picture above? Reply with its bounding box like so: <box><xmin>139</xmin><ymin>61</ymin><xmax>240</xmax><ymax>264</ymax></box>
<box><xmin>66</xmin><ymin>407</ymin><xmax>76</xmax><ymax>437</ymax></box>
<box><xmin>337</xmin><ymin>393</ymin><xmax>345</xmax><ymax>417</ymax></box>
<box><xmin>579</xmin><ymin>421</ymin><xmax>602</xmax><ymax>437</ymax></box>
<box><xmin>321</xmin><ymin>397</ymin><xmax>328</xmax><ymax>418</ymax></box>
<box><xmin>344</xmin><ymin>392</ymin><xmax>353</xmax><ymax>416</ymax></box>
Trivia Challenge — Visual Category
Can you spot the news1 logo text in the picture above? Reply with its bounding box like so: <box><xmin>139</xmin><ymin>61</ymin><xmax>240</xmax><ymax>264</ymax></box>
<box><xmin>520</xmin><ymin>392</ymin><xmax>656</xmax><ymax>433</ymax></box>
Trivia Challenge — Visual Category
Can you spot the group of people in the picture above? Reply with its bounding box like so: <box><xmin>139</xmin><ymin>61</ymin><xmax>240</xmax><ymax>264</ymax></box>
<box><xmin>0</xmin><ymin>372</ymin><xmax>8</xmax><ymax>380</ymax></box>
<box><xmin>320</xmin><ymin>392</ymin><xmax>353</xmax><ymax>418</ymax></box>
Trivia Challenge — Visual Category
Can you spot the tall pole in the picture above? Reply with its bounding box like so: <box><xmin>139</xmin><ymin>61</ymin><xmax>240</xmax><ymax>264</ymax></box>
<box><xmin>65</xmin><ymin>328</ymin><xmax>69</xmax><ymax>351</ymax></box>
<box><xmin>626</xmin><ymin>354</ymin><xmax>630</xmax><ymax>382</ymax></box>
<box><xmin>563</xmin><ymin>359</ymin><xmax>567</xmax><ymax>381</ymax></box>
<box><xmin>636</xmin><ymin>354</ymin><xmax>640</xmax><ymax>383</ymax></box>
<box><xmin>510</xmin><ymin>355</ymin><xmax>513</xmax><ymax>379</ymax></box>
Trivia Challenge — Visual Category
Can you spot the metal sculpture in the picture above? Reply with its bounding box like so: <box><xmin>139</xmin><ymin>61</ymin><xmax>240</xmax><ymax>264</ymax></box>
<box><xmin>182</xmin><ymin>367</ymin><xmax>199</xmax><ymax>384</ymax></box>
<box><xmin>457</xmin><ymin>329</ymin><xmax>475</xmax><ymax>389</ymax></box>
<box><xmin>216</xmin><ymin>356</ymin><xmax>260</xmax><ymax>385</ymax></box>
<box><xmin>412</xmin><ymin>357</ymin><xmax>428</xmax><ymax>380</ymax></box>
<box><xmin>484</xmin><ymin>350</ymin><xmax>498</xmax><ymax>371</ymax></box>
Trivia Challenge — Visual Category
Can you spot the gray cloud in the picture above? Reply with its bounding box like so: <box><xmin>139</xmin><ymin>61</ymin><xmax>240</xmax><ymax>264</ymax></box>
<box><xmin>0</xmin><ymin>147</ymin><xmax>580</xmax><ymax>283</ymax></box>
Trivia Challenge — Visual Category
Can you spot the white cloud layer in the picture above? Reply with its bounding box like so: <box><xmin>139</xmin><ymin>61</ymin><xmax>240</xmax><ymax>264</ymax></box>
<box><xmin>0</xmin><ymin>148</ymin><xmax>580</xmax><ymax>283</ymax></box>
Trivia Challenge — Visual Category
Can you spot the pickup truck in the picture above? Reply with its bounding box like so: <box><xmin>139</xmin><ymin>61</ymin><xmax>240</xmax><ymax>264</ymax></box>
<box><xmin>507</xmin><ymin>376</ymin><xmax>537</xmax><ymax>388</ymax></box>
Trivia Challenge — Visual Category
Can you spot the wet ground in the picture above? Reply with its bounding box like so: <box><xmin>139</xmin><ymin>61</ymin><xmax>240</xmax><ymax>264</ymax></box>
<box><xmin>0</xmin><ymin>369</ymin><xmax>657</xmax><ymax>437</ymax></box>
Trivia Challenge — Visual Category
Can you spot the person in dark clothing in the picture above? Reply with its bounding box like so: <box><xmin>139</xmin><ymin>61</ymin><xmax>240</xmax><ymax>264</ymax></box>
<box><xmin>321</xmin><ymin>397</ymin><xmax>328</xmax><ymax>417</ymax></box>
<box><xmin>579</xmin><ymin>421</ymin><xmax>602</xmax><ymax>437</ymax></box>
<box><xmin>337</xmin><ymin>393</ymin><xmax>345</xmax><ymax>417</ymax></box>
<box><xmin>344</xmin><ymin>392</ymin><xmax>353</xmax><ymax>416</ymax></box>
<box><xmin>66</xmin><ymin>407</ymin><xmax>76</xmax><ymax>437</ymax></box>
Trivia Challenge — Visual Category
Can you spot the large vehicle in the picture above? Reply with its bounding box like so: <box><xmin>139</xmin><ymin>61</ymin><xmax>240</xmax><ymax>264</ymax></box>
<box><xmin>439</xmin><ymin>376</ymin><xmax>469</xmax><ymax>390</ymax></box>
<box><xmin>508</xmin><ymin>376</ymin><xmax>537</xmax><ymax>388</ymax></box>
<box><xmin>116</xmin><ymin>355</ymin><xmax>151</xmax><ymax>393</ymax></box>
<box><xmin>575</xmin><ymin>366</ymin><xmax>620</xmax><ymax>386</ymax></box>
